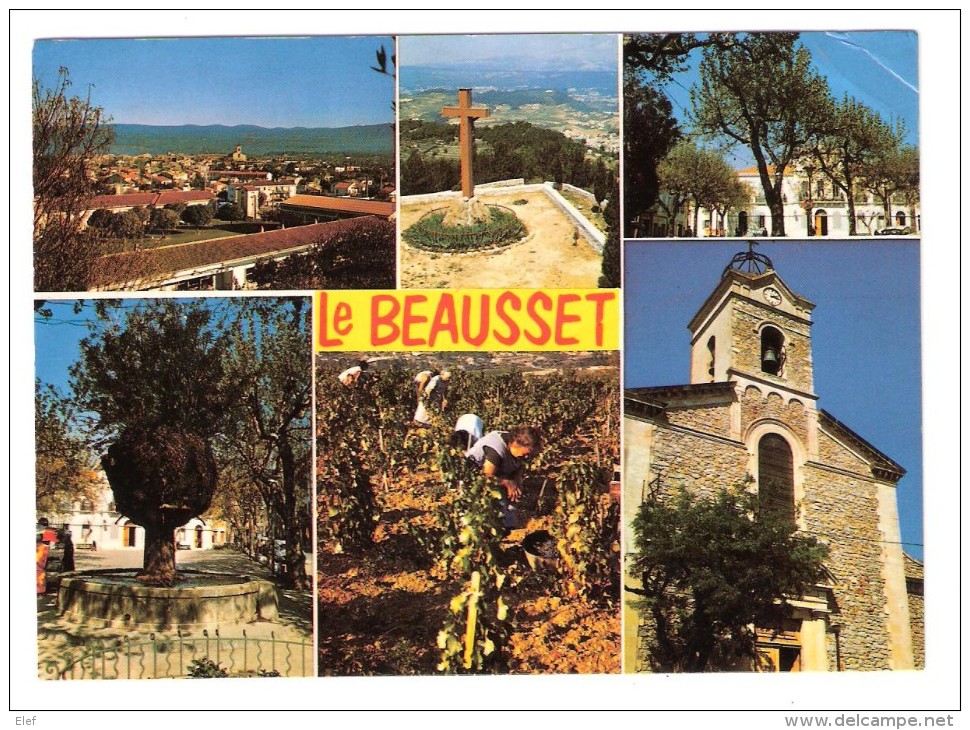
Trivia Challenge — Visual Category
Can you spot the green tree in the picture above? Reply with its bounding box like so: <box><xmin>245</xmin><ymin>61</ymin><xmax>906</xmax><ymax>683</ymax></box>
<box><xmin>33</xmin><ymin>67</ymin><xmax>114</xmax><ymax>290</ymax></box>
<box><xmin>70</xmin><ymin>301</ymin><xmax>236</xmax><ymax>584</ymax></box>
<box><xmin>85</xmin><ymin>208</ymin><xmax>115</xmax><ymax>231</ymax></box>
<box><xmin>250</xmin><ymin>218</ymin><xmax>395</xmax><ymax>290</ymax></box>
<box><xmin>35</xmin><ymin>380</ymin><xmax>102</xmax><ymax>514</ymax></box>
<box><xmin>598</xmin><ymin>181</ymin><xmax>621</xmax><ymax>288</ymax></box>
<box><xmin>221</xmin><ymin>298</ymin><xmax>312</xmax><ymax>590</ymax></box>
<box><xmin>218</xmin><ymin>202</ymin><xmax>245</xmax><ymax>222</ymax></box>
<box><xmin>691</xmin><ymin>33</ymin><xmax>831</xmax><ymax>236</ymax></box>
<box><xmin>182</xmin><ymin>204</ymin><xmax>213</xmax><ymax>228</ymax></box>
<box><xmin>655</xmin><ymin>141</ymin><xmax>704</xmax><ymax>235</ymax></box>
<box><xmin>111</xmin><ymin>209</ymin><xmax>145</xmax><ymax>239</ymax></box>
<box><xmin>694</xmin><ymin>151</ymin><xmax>752</xmax><ymax>235</ymax></box>
<box><xmin>863</xmin><ymin>145</ymin><xmax>919</xmax><ymax>229</ymax></box>
<box><xmin>629</xmin><ymin>485</ymin><xmax>828</xmax><ymax>672</ymax></box>
<box><xmin>150</xmin><ymin>207</ymin><xmax>180</xmax><ymax>233</ymax></box>
<box><xmin>806</xmin><ymin>95</ymin><xmax>904</xmax><ymax>235</ymax></box>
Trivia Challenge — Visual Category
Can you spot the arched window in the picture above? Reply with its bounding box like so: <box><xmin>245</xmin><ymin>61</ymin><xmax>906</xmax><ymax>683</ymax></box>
<box><xmin>758</xmin><ymin>433</ymin><xmax>795</xmax><ymax>524</ymax></box>
<box><xmin>760</xmin><ymin>326</ymin><xmax>785</xmax><ymax>376</ymax></box>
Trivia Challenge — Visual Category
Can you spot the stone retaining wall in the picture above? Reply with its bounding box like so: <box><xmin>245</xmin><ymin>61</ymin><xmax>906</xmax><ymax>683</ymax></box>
<box><xmin>401</xmin><ymin>181</ymin><xmax>606</xmax><ymax>253</ymax></box>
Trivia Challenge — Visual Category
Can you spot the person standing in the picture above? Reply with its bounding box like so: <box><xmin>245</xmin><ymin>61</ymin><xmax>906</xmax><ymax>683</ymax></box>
<box><xmin>60</xmin><ymin>527</ymin><xmax>75</xmax><ymax>572</ymax></box>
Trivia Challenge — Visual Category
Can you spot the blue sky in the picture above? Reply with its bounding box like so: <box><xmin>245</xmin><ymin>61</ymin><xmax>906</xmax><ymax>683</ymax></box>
<box><xmin>650</xmin><ymin>31</ymin><xmax>919</xmax><ymax>167</ymax></box>
<box><xmin>400</xmin><ymin>33</ymin><xmax>618</xmax><ymax>72</ymax></box>
<box><xmin>32</xmin><ymin>36</ymin><xmax>395</xmax><ymax>127</ymax></box>
<box><xmin>624</xmin><ymin>240</ymin><xmax>923</xmax><ymax>560</ymax></box>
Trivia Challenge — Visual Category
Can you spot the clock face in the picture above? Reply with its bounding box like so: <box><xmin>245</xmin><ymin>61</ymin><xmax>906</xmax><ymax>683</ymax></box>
<box><xmin>763</xmin><ymin>287</ymin><xmax>782</xmax><ymax>306</ymax></box>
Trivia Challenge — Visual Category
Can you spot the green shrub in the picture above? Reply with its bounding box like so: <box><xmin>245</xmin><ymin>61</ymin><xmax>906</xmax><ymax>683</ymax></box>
<box><xmin>403</xmin><ymin>207</ymin><xmax>526</xmax><ymax>253</ymax></box>
<box><xmin>186</xmin><ymin>658</ymin><xmax>228</xmax><ymax>678</ymax></box>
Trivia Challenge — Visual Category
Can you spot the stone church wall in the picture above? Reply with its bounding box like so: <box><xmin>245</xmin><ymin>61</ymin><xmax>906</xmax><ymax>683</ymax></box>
<box><xmin>628</xmin><ymin>422</ymin><xmax>750</xmax><ymax>671</ymax></box>
<box><xmin>818</xmin><ymin>429</ymin><xmax>872</xmax><ymax>473</ymax></box>
<box><xmin>666</xmin><ymin>402</ymin><xmax>733</xmax><ymax>435</ymax></box>
<box><xmin>733</xmin><ymin>301</ymin><xmax>814</xmax><ymax>393</ymax></box>
<box><xmin>802</xmin><ymin>463</ymin><xmax>892</xmax><ymax>670</ymax></box>
<box><xmin>649</xmin><ymin>424</ymin><xmax>749</xmax><ymax>501</ymax></box>
<box><xmin>741</xmin><ymin>386</ymin><xmax>810</xmax><ymax>445</ymax></box>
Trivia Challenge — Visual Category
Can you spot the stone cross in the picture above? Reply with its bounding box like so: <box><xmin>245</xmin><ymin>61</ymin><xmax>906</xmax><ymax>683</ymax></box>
<box><xmin>441</xmin><ymin>88</ymin><xmax>490</xmax><ymax>199</ymax></box>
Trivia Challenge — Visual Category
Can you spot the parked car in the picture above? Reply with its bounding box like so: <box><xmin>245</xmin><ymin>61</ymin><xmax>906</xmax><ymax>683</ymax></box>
<box><xmin>877</xmin><ymin>227</ymin><xmax>912</xmax><ymax>235</ymax></box>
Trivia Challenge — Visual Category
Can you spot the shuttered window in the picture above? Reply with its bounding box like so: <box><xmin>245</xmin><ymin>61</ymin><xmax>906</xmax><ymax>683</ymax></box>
<box><xmin>758</xmin><ymin>433</ymin><xmax>795</xmax><ymax>524</ymax></box>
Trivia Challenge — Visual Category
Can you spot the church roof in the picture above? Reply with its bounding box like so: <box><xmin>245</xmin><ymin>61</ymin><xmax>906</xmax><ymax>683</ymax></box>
<box><xmin>625</xmin><ymin>383</ymin><xmax>737</xmax><ymax>419</ymax></box>
<box><xmin>625</xmin><ymin>387</ymin><xmax>906</xmax><ymax>483</ymax></box>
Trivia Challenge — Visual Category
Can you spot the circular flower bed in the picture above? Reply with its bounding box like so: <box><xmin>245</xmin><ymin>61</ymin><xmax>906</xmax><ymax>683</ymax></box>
<box><xmin>403</xmin><ymin>205</ymin><xmax>527</xmax><ymax>253</ymax></box>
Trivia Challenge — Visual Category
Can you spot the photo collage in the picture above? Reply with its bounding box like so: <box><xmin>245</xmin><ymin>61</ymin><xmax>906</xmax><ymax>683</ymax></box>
<box><xmin>21</xmin><ymin>18</ymin><xmax>942</xmax><ymax>704</ymax></box>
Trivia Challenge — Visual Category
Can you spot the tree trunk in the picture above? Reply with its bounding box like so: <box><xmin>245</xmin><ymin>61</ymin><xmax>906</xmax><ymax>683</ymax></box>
<box><xmin>140</xmin><ymin>517</ymin><xmax>179</xmax><ymax>585</ymax></box>
<box><xmin>278</xmin><ymin>434</ymin><xmax>309</xmax><ymax>590</ymax></box>
<box><xmin>767</xmin><ymin>190</ymin><xmax>786</xmax><ymax>237</ymax></box>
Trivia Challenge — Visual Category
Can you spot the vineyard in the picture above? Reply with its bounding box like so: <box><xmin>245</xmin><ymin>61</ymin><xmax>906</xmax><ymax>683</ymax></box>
<box><xmin>315</xmin><ymin>357</ymin><xmax>620</xmax><ymax>675</ymax></box>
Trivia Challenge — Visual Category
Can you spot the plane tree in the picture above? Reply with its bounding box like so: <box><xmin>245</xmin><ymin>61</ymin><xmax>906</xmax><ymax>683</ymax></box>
<box><xmin>805</xmin><ymin>95</ymin><xmax>905</xmax><ymax>235</ymax></box>
<box><xmin>220</xmin><ymin>298</ymin><xmax>312</xmax><ymax>590</ymax></box>
<box><xmin>691</xmin><ymin>33</ymin><xmax>831</xmax><ymax>236</ymax></box>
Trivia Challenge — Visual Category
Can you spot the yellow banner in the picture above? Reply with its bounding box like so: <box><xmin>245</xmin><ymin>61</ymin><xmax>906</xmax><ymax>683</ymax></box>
<box><xmin>314</xmin><ymin>289</ymin><xmax>619</xmax><ymax>352</ymax></box>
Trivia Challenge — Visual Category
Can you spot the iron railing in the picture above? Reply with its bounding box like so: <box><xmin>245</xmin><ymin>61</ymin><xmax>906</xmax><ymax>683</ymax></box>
<box><xmin>41</xmin><ymin>629</ymin><xmax>312</xmax><ymax>680</ymax></box>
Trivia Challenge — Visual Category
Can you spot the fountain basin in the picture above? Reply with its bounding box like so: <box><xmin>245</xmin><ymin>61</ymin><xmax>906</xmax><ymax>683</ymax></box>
<box><xmin>58</xmin><ymin>569</ymin><xmax>278</xmax><ymax>630</ymax></box>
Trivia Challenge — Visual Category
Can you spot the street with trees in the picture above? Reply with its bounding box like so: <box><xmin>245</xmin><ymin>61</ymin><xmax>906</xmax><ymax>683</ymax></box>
<box><xmin>625</xmin><ymin>32</ymin><xmax>918</xmax><ymax>236</ymax></box>
<box><xmin>690</xmin><ymin>33</ymin><xmax>830</xmax><ymax>237</ymax></box>
<box><xmin>804</xmin><ymin>95</ymin><xmax>906</xmax><ymax>236</ymax></box>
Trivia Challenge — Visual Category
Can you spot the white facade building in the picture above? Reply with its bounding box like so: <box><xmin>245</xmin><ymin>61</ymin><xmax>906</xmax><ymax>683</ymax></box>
<box><xmin>40</xmin><ymin>486</ymin><xmax>227</xmax><ymax>552</ymax></box>
<box><xmin>629</xmin><ymin>164</ymin><xmax>920</xmax><ymax>239</ymax></box>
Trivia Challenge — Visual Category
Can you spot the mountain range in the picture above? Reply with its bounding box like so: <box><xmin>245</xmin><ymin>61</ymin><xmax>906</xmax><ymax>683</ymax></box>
<box><xmin>109</xmin><ymin>123</ymin><xmax>394</xmax><ymax>156</ymax></box>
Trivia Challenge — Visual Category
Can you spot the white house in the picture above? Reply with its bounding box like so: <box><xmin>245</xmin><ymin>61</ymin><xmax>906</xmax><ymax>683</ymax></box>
<box><xmin>629</xmin><ymin>164</ymin><xmax>920</xmax><ymax>239</ymax></box>
<box><xmin>713</xmin><ymin>165</ymin><xmax>920</xmax><ymax>238</ymax></box>
<box><xmin>40</xmin><ymin>486</ymin><xmax>227</xmax><ymax>552</ymax></box>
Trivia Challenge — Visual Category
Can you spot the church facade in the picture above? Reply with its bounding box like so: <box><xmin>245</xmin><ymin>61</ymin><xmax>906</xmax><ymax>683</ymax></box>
<box><xmin>622</xmin><ymin>248</ymin><xmax>919</xmax><ymax>671</ymax></box>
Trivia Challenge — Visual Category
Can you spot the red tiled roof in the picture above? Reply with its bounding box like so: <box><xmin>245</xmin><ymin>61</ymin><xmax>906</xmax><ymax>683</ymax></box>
<box><xmin>87</xmin><ymin>190</ymin><xmax>215</xmax><ymax>210</ymax></box>
<box><xmin>88</xmin><ymin>192</ymin><xmax>158</xmax><ymax>208</ymax></box>
<box><xmin>156</xmin><ymin>190</ymin><xmax>215</xmax><ymax>205</ymax></box>
<box><xmin>220</xmin><ymin>170</ymin><xmax>271</xmax><ymax>178</ymax></box>
<box><xmin>95</xmin><ymin>217</ymin><xmax>383</xmax><ymax>286</ymax></box>
<box><xmin>280</xmin><ymin>194</ymin><xmax>394</xmax><ymax>217</ymax></box>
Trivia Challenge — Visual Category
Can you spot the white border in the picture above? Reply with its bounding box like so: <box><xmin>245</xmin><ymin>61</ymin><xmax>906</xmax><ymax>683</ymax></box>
<box><xmin>8</xmin><ymin>8</ymin><xmax>962</xmax><ymax>720</ymax></box>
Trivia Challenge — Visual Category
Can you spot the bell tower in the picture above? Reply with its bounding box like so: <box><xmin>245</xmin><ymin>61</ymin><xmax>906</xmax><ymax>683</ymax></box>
<box><xmin>688</xmin><ymin>244</ymin><xmax>816</xmax><ymax>401</ymax></box>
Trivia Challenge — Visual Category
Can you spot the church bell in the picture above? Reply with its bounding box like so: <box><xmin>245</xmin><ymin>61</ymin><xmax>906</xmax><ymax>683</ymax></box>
<box><xmin>762</xmin><ymin>346</ymin><xmax>780</xmax><ymax>372</ymax></box>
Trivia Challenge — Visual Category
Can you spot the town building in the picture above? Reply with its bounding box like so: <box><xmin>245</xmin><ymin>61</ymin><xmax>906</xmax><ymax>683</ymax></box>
<box><xmin>40</xmin><ymin>486</ymin><xmax>227</xmax><ymax>552</ymax></box>
<box><xmin>92</xmin><ymin>215</ymin><xmax>387</xmax><ymax>291</ymax></box>
<box><xmin>623</xmin><ymin>247</ymin><xmax>920</xmax><ymax>671</ymax></box>
<box><xmin>628</xmin><ymin>165</ymin><xmax>920</xmax><ymax>239</ymax></box>
<box><xmin>277</xmin><ymin>194</ymin><xmax>395</xmax><ymax>226</ymax></box>
<box><xmin>81</xmin><ymin>190</ymin><xmax>216</xmax><ymax>228</ymax></box>
<box><xmin>227</xmin><ymin>179</ymin><xmax>300</xmax><ymax>219</ymax></box>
